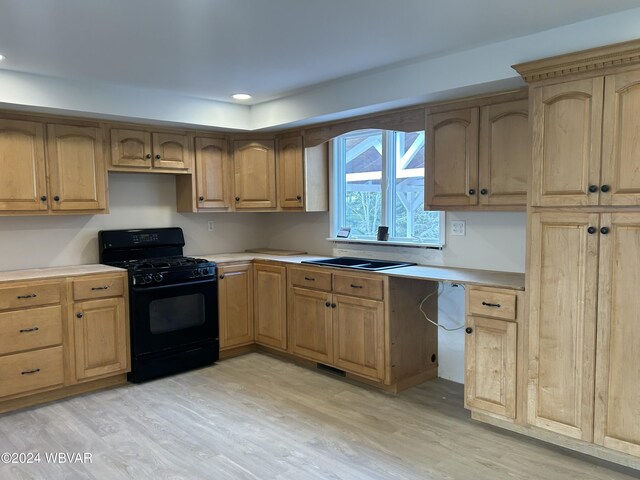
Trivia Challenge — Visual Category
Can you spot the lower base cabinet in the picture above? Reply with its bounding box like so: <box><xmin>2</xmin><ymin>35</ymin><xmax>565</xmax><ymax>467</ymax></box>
<box><xmin>218</xmin><ymin>263</ymin><xmax>254</xmax><ymax>350</ymax></box>
<box><xmin>289</xmin><ymin>287</ymin><xmax>333</xmax><ymax>363</ymax></box>
<box><xmin>254</xmin><ymin>263</ymin><xmax>287</xmax><ymax>351</ymax></box>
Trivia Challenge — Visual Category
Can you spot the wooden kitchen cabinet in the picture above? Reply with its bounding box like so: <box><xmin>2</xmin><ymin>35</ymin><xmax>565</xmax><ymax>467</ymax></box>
<box><xmin>110</xmin><ymin>128</ymin><xmax>152</xmax><ymax>169</ymax></box>
<box><xmin>110</xmin><ymin>128</ymin><xmax>192</xmax><ymax>173</ymax></box>
<box><xmin>218</xmin><ymin>263</ymin><xmax>254</xmax><ymax>350</ymax></box>
<box><xmin>152</xmin><ymin>132</ymin><xmax>191</xmax><ymax>170</ymax></box>
<box><xmin>194</xmin><ymin>137</ymin><xmax>230</xmax><ymax>209</ymax></box>
<box><xmin>254</xmin><ymin>263</ymin><xmax>287</xmax><ymax>351</ymax></box>
<box><xmin>278</xmin><ymin>135</ymin><xmax>304</xmax><ymax>209</ymax></box>
<box><xmin>289</xmin><ymin>286</ymin><xmax>333</xmax><ymax>363</ymax></box>
<box><xmin>233</xmin><ymin>139</ymin><xmax>277</xmax><ymax>209</ymax></box>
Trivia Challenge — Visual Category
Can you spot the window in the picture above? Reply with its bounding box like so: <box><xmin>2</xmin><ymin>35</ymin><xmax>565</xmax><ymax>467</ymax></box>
<box><xmin>333</xmin><ymin>129</ymin><xmax>443</xmax><ymax>246</ymax></box>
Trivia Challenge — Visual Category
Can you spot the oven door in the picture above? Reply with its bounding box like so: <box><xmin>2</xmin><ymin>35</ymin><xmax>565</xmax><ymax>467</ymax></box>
<box><xmin>130</xmin><ymin>278</ymin><xmax>218</xmax><ymax>356</ymax></box>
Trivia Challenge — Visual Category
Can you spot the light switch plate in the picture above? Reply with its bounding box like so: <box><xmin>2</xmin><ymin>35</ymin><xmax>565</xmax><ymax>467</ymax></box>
<box><xmin>207</xmin><ymin>221</ymin><xmax>215</xmax><ymax>232</ymax></box>
<box><xmin>451</xmin><ymin>220</ymin><xmax>466</xmax><ymax>236</ymax></box>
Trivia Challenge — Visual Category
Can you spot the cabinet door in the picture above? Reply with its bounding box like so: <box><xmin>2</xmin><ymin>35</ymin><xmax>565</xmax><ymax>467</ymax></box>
<box><xmin>594</xmin><ymin>213</ymin><xmax>640</xmax><ymax>457</ymax></box>
<box><xmin>425</xmin><ymin>107</ymin><xmax>479</xmax><ymax>207</ymax></box>
<box><xmin>110</xmin><ymin>129</ymin><xmax>152</xmax><ymax>169</ymax></box>
<box><xmin>74</xmin><ymin>297</ymin><xmax>129</xmax><ymax>380</ymax></box>
<box><xmin>218</xmin><ymin>264</ymin><xmax>254</xmax><ymax>350</ymax></box>
<box><xmin>152</xmin><ymin>132</ymin><xmax>191</xmax><ymax>170</ymax></box>
<box><xmin>278</xmin><ymin>136</ymin><xmax>304</xmax><ymax>209</ymax></box>
<box><xmin>528</xmin><ymin>212</ymin><xmax>600</xmax><ymax>441</ymax></box>
<box><xmin>289</xmin><ymin>287</ymin><xmax>332</xmax><ymax>363</ymax></box>
<box><xmin>195</xmin><ymin>137</ymin><xmax>230</xmax><ymax>209</ymax></box>
<box><xmin>479</xmin><ymin>100</ymin><xmax>529</xmax><ymax>206</ymax></box>
<box><xmin>47</xmin><ymin>124</ymin><xmax>106</xmax><ymax>212</ymax></box>
<box><xmin>333</xmin><ymin>294</ymin><xmax>385</xmax><ymax>380</ymax></box>
<box><xmin>601</xmin><ymin>71</ymin><xmax>640</xmax><ymax>206</ymax></box>
<box><xmin>254</xmin><ymin>263</ymin><xmax>287</xmax><ymax>350</ymax></box>
<box><xmin>465</xmin><ymin>316</ymin><xmax>517</xmax><ymax>419</ymax></box>
<box><xmin>531</xmin><ymin>78</ymin><xmax>604</xmax><ymax>207</ymax></box>
<box><xmin>0</xmin><ymin>119</ymin><xmax>48</xmax><ymax>212</ymax></box>
<box><xmin>233</xmin><ymin>140</ymin><xmax>277</xmax><ymax>209</ymax></box>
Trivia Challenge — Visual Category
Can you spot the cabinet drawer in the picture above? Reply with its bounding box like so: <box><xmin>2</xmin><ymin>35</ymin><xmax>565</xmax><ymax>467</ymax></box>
<box><xmin>333</xmin><ymin>274</ymin><xmax>383</xmax><ymax>300</ymax></box>
<box><xmin>289</xmin><ymin>267</ymin><xmax>332</xmax><ymax>291</ymax></box>
<box><xmin>0</xmin><ymin>281</ymin><xmax>62</xmax><ymax>311</ymax></box>
<box><xmin>468</xmin><ymin>289</ymin><xmax>517</xmax><ymax>321</ymax></box>
<box><xmin>0</xmin><ymin>306</ymin><xmax>63</xmax><ymax>355</ymax></box>
<box><xmin>0</xmin><ymin>346</ymin><xmax>64</xmax><ymax>398</ymax></box>
<box><xmin>73</xmin><ymin>275</ymin><xmax>125</xmax><ymax>300</ymax></box>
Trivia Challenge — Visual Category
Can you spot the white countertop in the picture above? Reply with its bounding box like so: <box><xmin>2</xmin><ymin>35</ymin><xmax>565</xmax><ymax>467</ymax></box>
<box><xmin>0</xmin><ymin>264</ymin><xmax>126</xmax><ymax>284</ymax></box>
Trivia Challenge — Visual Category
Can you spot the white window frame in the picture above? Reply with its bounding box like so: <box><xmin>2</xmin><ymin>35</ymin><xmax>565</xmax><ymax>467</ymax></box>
<box><xmin>329</xmin><ymin>129</ymin><xmax>445</xmax><ymax>248</ymax></box>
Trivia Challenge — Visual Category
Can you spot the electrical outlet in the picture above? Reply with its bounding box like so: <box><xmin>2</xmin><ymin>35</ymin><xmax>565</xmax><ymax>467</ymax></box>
<box><xmin>451</xmin><ymin>220</ymin><xmax>466</xmax><ymax>236</ymax></box>
<box><xmin>207</xmin><ymin>221</ymin><xmax>215</xmax><ymax>232</ymax></box>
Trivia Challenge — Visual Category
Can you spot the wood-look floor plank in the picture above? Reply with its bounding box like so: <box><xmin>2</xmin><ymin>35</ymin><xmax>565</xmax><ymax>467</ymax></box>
<box><xmin>0</xmin><ymin>353</ymin><xmax>637</xmax><ymax>480</ymax></box>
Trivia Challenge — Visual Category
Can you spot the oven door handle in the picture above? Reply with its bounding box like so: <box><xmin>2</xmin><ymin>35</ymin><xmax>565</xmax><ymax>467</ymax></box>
<box><xmin>132</xmin><ymin>278</ymin><xmax>216</xmax><ymax>293</ymax></box>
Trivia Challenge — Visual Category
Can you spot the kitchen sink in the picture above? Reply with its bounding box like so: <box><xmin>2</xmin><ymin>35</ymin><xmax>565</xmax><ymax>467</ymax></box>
<box><xmin>301</xmin><ymin>257</ymin><xmax>415</xmax><ymax>271</ymax></box>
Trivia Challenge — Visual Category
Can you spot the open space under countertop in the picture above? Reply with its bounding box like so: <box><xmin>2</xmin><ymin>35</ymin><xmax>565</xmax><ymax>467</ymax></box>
<box><xmin>199</xmin><ymin>253</ymin><xmax>525</xmax><ymax>291</ymax></box>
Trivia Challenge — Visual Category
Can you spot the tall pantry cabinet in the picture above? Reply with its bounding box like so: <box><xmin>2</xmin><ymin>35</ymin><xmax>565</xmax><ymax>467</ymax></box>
<box><xmin>514</xmin><ymin>39</ymin><xmax>640</xmax><ymax>459</ymax></box>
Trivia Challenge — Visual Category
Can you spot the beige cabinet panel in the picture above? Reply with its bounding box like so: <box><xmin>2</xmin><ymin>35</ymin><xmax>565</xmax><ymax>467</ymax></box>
<box><xmin>289</xmin><ymin>287</ymin><xmax>332</xmax><ymax>363</ymax></box>
<box><xmin>594</xmin><ymin>213</ymin><xmax>640</xmax><ymax>457</ymax></box>
<box><xmin>278</xmin><ymin>136</ymin><xmax>304</xmax><ymax>209</ymax></box>
<box><xmin>73</xmin><ymin>297</ymin><xmax>128</xmax><ymax>381</ymax></box>
<box><xmin>426</xmin><ymin>107</ymin><xmax>479</xmax><ymax>207</ymax></box>
<box><xmin>195</xmin><ymin>137</ymin><xmax>230</xmax><ymax>209</ymax></box>
<box><xmin>233</xmin><ymin>140</ymin><xmax>276</xmax><ymax>209</ymax></box>
<box><xmin>465</xmin><ymin>316</ymin><xmax>517</xmax><ymax>419</ymax></box>
<box><xmin>47</xmin><ymin>124</ymin><xmax>106</xmax><ymax>212</ymax></box>
<box><xmin>0</xmin><ymin>119</ymin><xmax>48</xmax><ymax>211</ymax></box>
<box><xmin>531</xmin><ymin>78</ymin><xmax>604</xmax><ymax>207</ymax></box>
<box><xmin>218</xmin><ymin>264</ymin><xmax>254</xmax><ymax>349</ymax></box>
<box><xmin>152</xmin><ymin>132</ymin><xmax>191</xmax><ymax>170</ymax></box>
<box><xmin>602</xmin><ymin>71</ymin><xmax>640</xmax><ymax>206</ymax></box>
<box><xmin>332</xmin><ymin>294</ymin><xmax>384</xmax><ymax>380</ymax></box>
<box><xmin>254</xmin><ymin>263</ymin><xmax>287</xmax><ymax>351</ymax></box>
<box><xmin>479</xmin><ymin>100</ymin><xmax>529</xmax><ymax>206</ymax></box>
<box><xmin>528</xmin><ymin>212</ymin><xmax>600</xmax><ymax>441</ymax></box>
<box><xmin>110</xmin><ymin>129</ymin><xmax>152</xmax><ymax>168</ymax></box>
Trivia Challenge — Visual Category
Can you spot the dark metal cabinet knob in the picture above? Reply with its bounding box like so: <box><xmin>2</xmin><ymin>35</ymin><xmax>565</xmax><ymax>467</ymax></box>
<box><xmin>325</xmin><ymin>302</ymin><xmax>331</xmax><ymax>307</ymax></box>
<box><xmin>40</xmin><ymin>195</ymin><xmax>47</xmax><ymax>201</ymax></box>
<box><xmin>588</xmin><ymin>185</ymin><xmax>599</xmax><ymax>193</ymax></box>
<box><xmin>600</xmin><ymin>184</ymin><xmax>610</xmax><ymax>193</ymax></box>
<box><xmin>76</xmin><ymin>312</ymin><xmax>83</xmax><ymax>319</ymax></box>
<box><xmin>145</xmin><ymin>153</ymin><xmax>152</xmax><ymax>159</ymax></box>
<box><xmin>465</xmin><ymin>327</ymin><xmax>473</xmax><ymax>334</ymax></box>
<box><xmin>587</xmin><ymin>226</ymin><xmax>596</xmax><ymax>235</ymax></box>
<box><xmin>219</xmin><ymin>274</ymin><xmax>225</xmax><ymax>279</ymax></box>
<box><xmin>235</xmin><ymin>197</ymin><xmax>240</xmax><ymax>202</ymax></box>
<box><xmin>296</xmin><ymin>195</ymin><xmax>302</xmax><ymax>201</ymax></box>
<box><xmin>331</xmin><ymin>303</ymin><xmax>336</xmax><ymax>309</ymax></box>
<box><xmin>53</xmin><ymin>195</ymin><xmax>60</xmax><ymax>202</ymax></box>
<box><xmin>480</xmin><ymin>189</ymin><xmax>488</xmax><ymax>195</ymax></box>
<box><xmin>468</xmin><ymin>189</ymin><xmax>476</xmax><ymax>195</ymax></box>
<box><xmin>155</xmin><ymin>154</ymin><xmax>161</xmax><ymax>160</ymax></box>
<box><xmin>199</xmin><ymin>196</ymin><xmax>204</xmax><ymax>201</ymax></box>
<box><xmin>601</xmin><ymin>227</ymin><xmax>610</xmax><ymax>235</ymax></box>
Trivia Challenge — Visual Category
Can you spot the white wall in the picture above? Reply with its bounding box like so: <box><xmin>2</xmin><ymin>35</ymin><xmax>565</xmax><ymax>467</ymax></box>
<box><xmin>0</xmin><ymin>173</ymin><xmax>269</xmax><ymax>271</ymax></box>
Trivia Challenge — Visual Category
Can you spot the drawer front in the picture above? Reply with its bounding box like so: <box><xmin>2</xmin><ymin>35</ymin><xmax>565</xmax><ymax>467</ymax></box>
<box><xmin>333</xmin><ymin>274</ymin><xmax>384</xmax><ymax>300</ymax></box>
<box><xmin>468</xmin><ymin>289</ymin><xmax>517</xmax><ymax>321</ymax></box>
<box><xmin>0</xmin><ymin>346</ymin><xmax>64</xmax><ymax>398</ymax></box>
<box><xmin>0</xmin><ymin>306</ymin><xmax>63</xmax><ymax>355</ymax></box>
<box><xmin>289</xmin><ymin>267</ymin><xmax>332</xmax><ymax>291</ymax></box>
<box><xmin>0</xmin><ymin>281</ymin><xmax>62</xmax><ymax>311</ymax></box>
<box><xmin>73</xmin><ymin>275</ymin><xmax>125</xmax><ymax>301</ymax></box>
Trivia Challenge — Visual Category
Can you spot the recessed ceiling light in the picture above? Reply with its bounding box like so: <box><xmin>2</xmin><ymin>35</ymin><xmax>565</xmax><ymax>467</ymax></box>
<box><xmin>232</xmin><ymin>93</ymin><xmax>252</xmax><ymax>100</ymax></box>
<box><xmin>0</xmin><ymin>54</ymin><xmax>5</xmax><ymax>61</ymax></box>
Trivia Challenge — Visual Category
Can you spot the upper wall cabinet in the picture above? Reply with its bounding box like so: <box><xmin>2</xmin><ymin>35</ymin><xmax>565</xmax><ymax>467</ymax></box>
<box><xmin>109</xmin><ymin>128</ymin><xmax>192</xmax><ymax>173</ymax></box>
<box><xmin>278</xmin><ymin>135</ymin><xmax>305</xmax><ymax>209</ymax></box>
<box><xmin>425</xmin><ymin>92</ymin><xmax>529</xmax><ymax>211</ymax></box>
<box><xmin>194</xmin><ymin>137</ymin><xmax>230</xmax><ymax>210</ymax></box>
<box><xmin>233</xmin><ymin>139</ymin><xmax>277</xmax><ymax>210</ymax></box>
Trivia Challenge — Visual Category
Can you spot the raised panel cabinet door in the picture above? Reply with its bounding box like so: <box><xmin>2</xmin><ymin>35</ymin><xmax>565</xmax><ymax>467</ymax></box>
<box><xmin>425</xmin><ymin>107</ymin><xmax>479</xmax><ymax>208</ymax></box>
<box><xmin>110</xmin><ymin>129</ymin><xmax>152</xmax><ymax>168</ymax></box>
<box><xmin>233</xmin><ymin>139</ymin><xmax>277</xmax><ymax>209</ymax></box>
<box><xmin>218</xmin><ymin>264</ymin><xmax>254</xmax><ymax>350</ymax></box>
<box><xmin>464</xmin><ymin>316</ymin><xmax>517</xmax><ymax>419</ymax></box>
<box><xmin>152</xmin><ymin>132</ymin><xmax>191</xmax><ymax>170</ymax></box>
<box><xmin>601</xmin><ymin>71</ymin><xmax>640</xmax><ymax>206</ymax></box>
<box><xmin>47</xmin><ymin>124</ymin><xmax>106</xmax><ymax>212</ymax></box>
<box><xmin>74</xmin><ymin>297</ymin><xmax>129</xmax><ymax>380</ymax></box>
<box><xmin>478</xmin><ymin>100</ymin><xmax>529</xmax><ymax>206</ymax></box>
<box><xmin>332</xmin><ymin>294</ymin><xmax>385</xmax><ymax>380</ymax></box>
<box><xmin>289</xmin><ymin>287</ymin><xmax>332</xmax><ymax>363</ymax></box>
<box><xmin>594</xmin><ymin>213</ymin><xmax>640</xmax><ymax>457</ymax></box>
<box><xmin>0</xmin><ymin>119</ymin><xmax>48</xmax><ymax>212</ymax></box>
<box><xmin>527</xmin><ymin>212</ymin><xmax>600</xmax><ymax>441</ymax></box>
<box><xmin>278</xmin><ymin>136</ymin><xmax>304</xmax><ymax>209</ymax></box>
<box><xmin>531</xmin><ymin>78</ymin><xmax>604</xmax><ymax>207</ymax></box>
<box><xmin>195</xmin><ymin>137</ymin><xmax>230</xmax><ymax>209</ymax></box>
<box><xmin>254</xmin><ymin>263</ymin><xmax>287</xmax><ymax>350</ymax></box>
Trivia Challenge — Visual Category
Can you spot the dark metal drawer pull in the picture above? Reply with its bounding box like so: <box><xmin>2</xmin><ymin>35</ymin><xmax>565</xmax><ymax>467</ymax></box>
<box><xmin>350</xmin><ymin>284</ymin><xmax>363</xmax><ymax>289</ymax></box>
<box><xmin>17</xmin><ymin>293</ymin><xmax>37</xmax><ymax>299</ymax></box>
<box><xmin>19</xmin><ymin>327</ymin><xmax>39</xmax><ymax>333</ymax></box>
<box><xmin>21</xmin><ymin>368</ymin><xmax>41</xmax><ymax>375</ymax></box>
<box><xmin>482</xmin><ymin>301</ymin><xmax>501</xmax><ymax>308</ymax></box>
<box><xmin>91</xmin><ymin>286</ymin><xmax>110</xmax><ymax>291</ymax></box>
<box><xmin>304</xmin><ymin>276</ymin><xmax>315</xmax><ymax>281</ymax></box>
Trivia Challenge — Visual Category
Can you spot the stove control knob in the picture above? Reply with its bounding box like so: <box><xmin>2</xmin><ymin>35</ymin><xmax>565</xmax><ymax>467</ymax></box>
<box><xmin>153</xmin><ymin>273</ymin><xmax>164</xmax><ymax>283</ymax></box>
<box><xmin>193</xmin><ymin>269</ymin><xmax>202</xmax><ymax>277</ymax></box>
<box><xmin>143</xmin><ymin>274</ymin><xmax>153</xmax><ymax>284</ymax></box>
<box><xmin>201</xmin><ymin>268</ymin><xmax>209</xmax><ymax>276</ymax></box>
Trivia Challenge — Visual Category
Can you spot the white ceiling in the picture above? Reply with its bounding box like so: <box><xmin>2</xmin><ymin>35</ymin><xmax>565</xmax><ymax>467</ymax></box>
<box><xmin>1</xmin><ymin>0</ymin><xmax>640</xmax><ymax>105</ymax></box>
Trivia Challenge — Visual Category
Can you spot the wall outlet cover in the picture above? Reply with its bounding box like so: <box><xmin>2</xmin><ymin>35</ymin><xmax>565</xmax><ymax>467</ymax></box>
<box><xmin>207</xmin><ymin>221</ymin><xmax>215</xmax><ymax>232</ymax></box>
<box><xmin>451</xmin><ymin>220</ymin><xmax>466</xmax><ymax>236</ymax></box>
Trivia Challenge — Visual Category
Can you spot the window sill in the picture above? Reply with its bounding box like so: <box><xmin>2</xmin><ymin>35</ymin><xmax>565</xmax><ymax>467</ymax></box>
<box><xmin>326</xmin><ymin>237</ymin><xmax>443</xmax><ymax>249</ymax></box>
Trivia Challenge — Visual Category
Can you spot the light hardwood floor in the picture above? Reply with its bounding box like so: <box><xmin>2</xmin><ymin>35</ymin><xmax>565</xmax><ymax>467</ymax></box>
<box><xmin>0</xmin><ymin>353</ymin><xmax>637</xmax><ymax>480</ymax></box>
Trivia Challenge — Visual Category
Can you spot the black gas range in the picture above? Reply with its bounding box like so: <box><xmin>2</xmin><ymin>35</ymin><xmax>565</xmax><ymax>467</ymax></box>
<box><xmin>99</xmin><ymin>228</ymin><xmax>219</xmax><ymax>383</ymax></box>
